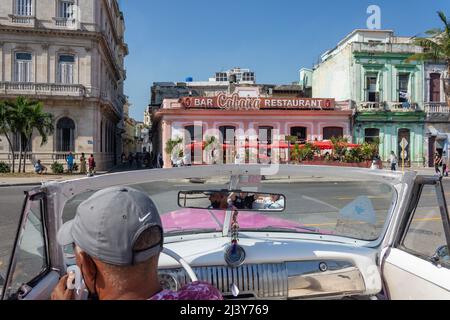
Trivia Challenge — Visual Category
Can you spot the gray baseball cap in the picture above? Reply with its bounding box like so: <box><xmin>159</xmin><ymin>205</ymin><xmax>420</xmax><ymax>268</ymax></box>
<box><xmin>57</xmin><ymin>186</ymin><xmax>163</xmax><ymax>266</ymax></box>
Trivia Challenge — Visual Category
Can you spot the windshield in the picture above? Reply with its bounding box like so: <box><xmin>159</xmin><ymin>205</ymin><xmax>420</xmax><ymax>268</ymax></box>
<box><xmin>63</xmin><ymin>173</ymin><xmax>397</xmax><ymax>242</ymax></box>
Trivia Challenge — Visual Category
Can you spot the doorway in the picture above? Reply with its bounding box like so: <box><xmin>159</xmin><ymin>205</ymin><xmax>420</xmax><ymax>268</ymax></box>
<box><xmin>429</xmin><ymin>136</ymin><xmax>436</xmax><ymax>167</ymax></box>
<box><xmin>398</xmin><ymin>128</ymin><xmax>411</xmax><ymax>167</ymax></box>
<box><xmin>430</xmin><ymin>73</ymin><xmax>441</xmax><ymax>102</ymax></box>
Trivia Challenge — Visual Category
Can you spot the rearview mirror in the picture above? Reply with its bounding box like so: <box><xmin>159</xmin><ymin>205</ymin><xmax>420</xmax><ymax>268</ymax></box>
<box><xmin>178</xmin><ymin>190</ymin><xmax>286</xmax><ymax>212</ymax></box>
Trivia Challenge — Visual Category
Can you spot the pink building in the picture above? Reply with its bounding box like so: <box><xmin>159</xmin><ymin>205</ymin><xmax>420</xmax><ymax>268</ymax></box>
<box><xmin>154</xmin><ymin>92</ymin><xmax>353</xmax><ymax>168</ymax></box>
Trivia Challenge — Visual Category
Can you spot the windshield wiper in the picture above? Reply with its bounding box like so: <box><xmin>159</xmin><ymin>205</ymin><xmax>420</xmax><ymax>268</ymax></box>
<box><xmin>241</xmin><ymin>226</ymin><xmax>320</xmax><ymax>234</ymax></box>
<box><xmin>165</xmin><ymin>228</ymin><xmax>220</xmax><ymax>235</ymax></box>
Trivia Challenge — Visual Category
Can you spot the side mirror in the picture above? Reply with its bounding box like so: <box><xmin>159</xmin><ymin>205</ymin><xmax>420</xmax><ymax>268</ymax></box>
<box><xmin>178</xmin><ymin>190</ymin><xmax>286</xmax><ymax>212</ymax></box>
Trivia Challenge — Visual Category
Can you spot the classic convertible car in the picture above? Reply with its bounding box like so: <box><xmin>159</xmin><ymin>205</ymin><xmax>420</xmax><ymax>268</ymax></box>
<box><xmin>0</xmin><ymin>165</ymin><xmax>449</xmax><ymax>300</ymax></box>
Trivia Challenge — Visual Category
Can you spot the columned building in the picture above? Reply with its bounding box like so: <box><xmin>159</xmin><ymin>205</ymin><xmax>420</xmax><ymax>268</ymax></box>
<box><xmin>313</xmin><ymin>30</ymin><xmax>427</xmax><ymax>167</ymax></box>
<box><xmin>0</xmin><ymin>0</ymin><xmax>128</xmax><ymax>170</ymax></box>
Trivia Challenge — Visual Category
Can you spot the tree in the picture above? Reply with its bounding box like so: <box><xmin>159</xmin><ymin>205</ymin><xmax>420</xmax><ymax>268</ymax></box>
<box><xmin>3</xmin><ymin>97</ymin><xmax>53</xmax><ymax>173</ymax></box>
<box><xmin>408</xmin><ymin>11</ymin><xmax>450</xmax><ymax>103</ymax></box>
<box><xmin>0</xmin><ymin>101</ymin><xmax>17</xmax><ymax>172</ymax></box>
<box><xmin>21</xmin><ymin>101</ymin><xmax>54</xmax><ymax>172</ymax></box>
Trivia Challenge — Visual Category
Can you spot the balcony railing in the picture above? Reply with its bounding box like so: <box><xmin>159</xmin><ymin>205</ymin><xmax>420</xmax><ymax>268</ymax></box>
<box><xmin>358</xmin><ymin>102</ymin><xmax>385</xmax><ymax>111</ymax></box>
<box><xmin>424</xmin><ymin>102</ymin><xmax>450</xmax><ymax>114</ymax></box>
<box><xmin>0</xmin><ymin>82</ymin><xmax>86</xmax><ymax>97</ymax></box>
<box><xmin>358</xmin><ymin>101</ymin><xmax>421</xmax><ymax>112</ymax></box>
<box><xmin>53</xmin><ymin>17</ymin><xmax>76</xmax><ymax>28</ymax></box>
<box><xmin>388</xmin><ymin>102</ymin><xmax>419</xmax><ymax>112</ymax></box>
<box><xmin>8</xmin><ymin>15</ymin><xmax>36</xmax><ymax>26</ymax></box>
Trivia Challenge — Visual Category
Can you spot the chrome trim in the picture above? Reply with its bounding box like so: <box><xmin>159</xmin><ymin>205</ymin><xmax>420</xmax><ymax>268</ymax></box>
<box><xmin>159</xmin><ymin>260</ymin><xmax>365</xmax><ymax>299</ymax></box>
<box><xmin>286</xmin><ymin>260</ymin><xmax>366</xmax><ymax>299</ymax></box>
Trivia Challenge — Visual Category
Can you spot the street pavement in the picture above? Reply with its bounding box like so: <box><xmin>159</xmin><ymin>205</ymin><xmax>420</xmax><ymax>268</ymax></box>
<box><xmin>0</xmin><ymin>167</ymin><xmax>449</xmax><ymax>286</ymax></box>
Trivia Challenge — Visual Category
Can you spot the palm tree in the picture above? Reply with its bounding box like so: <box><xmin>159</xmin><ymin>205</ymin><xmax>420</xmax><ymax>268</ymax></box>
<box><xmin>0</xmin><ymin>101</ymin><xmax>17</xmax><ymax>172</ymax></box>
<box><xmin>21</xmin><ymin>102</ymin><xmax>54</xmax><ymax>172</ymax></box>
<box><xmin>408</xmin><ymin>11</ymin><xmax>450</xmax><ymax>103</ymax></box>
<box><xmin>4</xmin><ymin>97</ymin><xmax>53</xmax><ymax>173</ymax></box>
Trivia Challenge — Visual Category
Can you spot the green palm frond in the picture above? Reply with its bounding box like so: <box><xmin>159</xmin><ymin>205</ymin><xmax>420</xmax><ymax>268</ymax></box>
<box><xmin>437</xmin><ymin>11</ymin><xmax>450</xmax><ymax>34</ymax></box>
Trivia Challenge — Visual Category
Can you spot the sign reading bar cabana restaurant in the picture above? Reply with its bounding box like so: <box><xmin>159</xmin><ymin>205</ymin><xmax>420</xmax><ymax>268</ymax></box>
<box><xmin>179</xmin><ymin>93</ymin><xmax>335</xmax><ymax>110</ymax></box>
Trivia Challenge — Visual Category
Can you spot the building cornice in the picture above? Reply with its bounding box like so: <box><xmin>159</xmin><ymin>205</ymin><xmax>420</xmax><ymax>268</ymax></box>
<box><xmin>0</xmin><ymin>25</ymin><xmax>125</xmax><ymax>80</ymax></box>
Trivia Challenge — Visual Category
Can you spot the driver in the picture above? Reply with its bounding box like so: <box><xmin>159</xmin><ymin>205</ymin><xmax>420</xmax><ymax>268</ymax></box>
<box><xmin>52</xmin><ymin>186</ymin><xmax>223</xmax><ymax>300</ymax></box>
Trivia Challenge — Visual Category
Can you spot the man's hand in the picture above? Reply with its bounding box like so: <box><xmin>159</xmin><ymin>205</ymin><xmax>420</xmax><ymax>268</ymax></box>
<box><xmin>51</xmin><ymin>275</ymin><xmax>75</xmax><ymax>300</ymax></box>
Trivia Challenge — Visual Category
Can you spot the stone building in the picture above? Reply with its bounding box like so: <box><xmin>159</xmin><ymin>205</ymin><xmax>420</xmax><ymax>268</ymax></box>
<box><xmin>0</xmin><ymin>0</ymin><xmax>128</xmax><ymax>170</ymax></box>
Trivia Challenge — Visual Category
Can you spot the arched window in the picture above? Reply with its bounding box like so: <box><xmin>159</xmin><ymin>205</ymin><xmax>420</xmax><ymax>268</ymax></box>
<box><xmin>56</xmin><ymin>117</ymin><xmax>75</xmax><ymax>152</ymax></box>
<box><xmin>323</xmin><ymin>127</ymin><xmax>344</xmax><ymax>140</ymax></box>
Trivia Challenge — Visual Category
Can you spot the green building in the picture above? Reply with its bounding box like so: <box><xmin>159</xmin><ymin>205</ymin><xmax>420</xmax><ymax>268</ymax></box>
<box><xmin>312</xmin><ymin>29</ymin><xmax>426</xmax><ymax>167</ymax></box>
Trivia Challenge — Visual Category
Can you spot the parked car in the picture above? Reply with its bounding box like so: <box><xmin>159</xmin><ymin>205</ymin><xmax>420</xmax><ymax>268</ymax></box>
<box><xmin>0</xmin><ymin>165</ymin><xmax>449</xmax><ymax>300</ymax></box>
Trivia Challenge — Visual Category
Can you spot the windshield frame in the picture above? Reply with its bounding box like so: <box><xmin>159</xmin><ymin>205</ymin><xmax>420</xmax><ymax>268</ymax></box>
<box><xmin>48</xmin><ymin>165</ymin><xmax>412</xmax><ymax>249</ymax></box>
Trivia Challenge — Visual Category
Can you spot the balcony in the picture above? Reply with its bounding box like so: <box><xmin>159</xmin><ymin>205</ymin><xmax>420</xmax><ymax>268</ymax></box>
<box><xmin>424</xmin><ymin>102</ymin><xmax>450</xmax><ymax>114</ymax></box>
<box><xmin>0</xmin><ymin>82</ymin><xmax>86</xmax><ymax>98</ymax></box>
<box><xmin>358</xmin><ymin>102</ymin><xmax>385</xmax><ymax>112</ymax></box>
<box><xmin>387</xmin><ymin>102</ymin><xmax>419</xmax><ymax>112</ymax></box>
<box><xmin>8</xmin><ymin>15</ymin><xmax>36</xmax><ymax>27</ymax></box>
<box><xmin>53</xmin><ymin>17</ymin><xmax>77</xmax><ymax>28</ymax></box>
<box><xmin>357</xmin><ymin>101</ymin><xmax>421</xmax><ymax>112</ymax></box>
<box><xmin>100</xmin><ymin>91</ymin><xmax>123</xmax><ymax>117</ymax></box>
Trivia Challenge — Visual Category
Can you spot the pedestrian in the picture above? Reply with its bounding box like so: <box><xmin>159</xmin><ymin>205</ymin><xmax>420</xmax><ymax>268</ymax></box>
<box><xmin>128</xmin><ymin>152</ymin><xmax>134</xmax><ymax>169</ymax></box>
<box><xmin>88</xmin><ymin>154</ymin><xmax>96</xmax><ymax>177</ymax></box>
<box><xmin>157</xmin><ymin>153</ymin><xmax>163</xmax><ymax>168</ymax></box>
<box><xmin>66</xmin><ymin>152</ymin><xmax>74</xmax><ymax>174</ymax></box>
<box><xmin>442</xmin><ymin>151</ymin><xmax>448</xmax><ymax>177</ymax></box>
<box><xmin>389</xmin><ymin>151</ymin><xmax>398</xmax><ymax>171</ymax></box>
<box><xmin>34</xmin><ymin>160</ymin><xmax>47</xmax><ymax>174</ymax></box>
<box><xmin>79</xmin><ymin>153</ymin><xmax>87</xmax><ymax>174</ymax></box>
<box><xmin>435</xmin><ymin>153</ymin><xmax>443</xmax><ymax>176</ymax></box>
<box><xmin>121</xmin><ymin>152</ymin><xmax>127</xmax><ymax>168</ymax></box>
<box><xmin>135</xmin><ymin>152</ymin><xmax>141</xmax><ymax>169</ymax></box>
<box><xmin>143</xmin><ymin>148</ymin><xmax>151</xmax><ymax>168</ymax></box>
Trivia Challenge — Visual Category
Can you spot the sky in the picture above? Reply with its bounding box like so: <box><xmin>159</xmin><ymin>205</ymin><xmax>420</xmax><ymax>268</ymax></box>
<box><xmin>120</xmin><ymin>0</ymin><xmax>450</xmax><ymax>120</ymax></box>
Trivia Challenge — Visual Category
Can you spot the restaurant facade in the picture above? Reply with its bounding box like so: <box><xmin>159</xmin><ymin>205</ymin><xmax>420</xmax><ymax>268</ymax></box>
<box><xmin>153</xmin><ymin>88</ymin><xmax>353</xmax><ymax>168</ymax></box>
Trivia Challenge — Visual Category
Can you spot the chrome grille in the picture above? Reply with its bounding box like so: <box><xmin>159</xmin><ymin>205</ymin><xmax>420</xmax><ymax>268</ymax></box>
<box><xmin>168</xmin><ymin>263</ymin><xmax>288</xmax><ymax>298</ymax></box>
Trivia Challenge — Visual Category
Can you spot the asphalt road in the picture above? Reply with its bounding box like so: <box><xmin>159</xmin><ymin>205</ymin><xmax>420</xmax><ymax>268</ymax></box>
<box><xmin>1</xmin><ymin>179</ymin><xmax>449</xmax><ymax>286</ymax></box>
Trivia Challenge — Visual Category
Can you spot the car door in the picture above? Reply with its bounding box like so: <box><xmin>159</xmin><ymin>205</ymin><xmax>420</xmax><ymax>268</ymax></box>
<box><xmin>1</xmin><ymin>190</ymin><xmax>59</xmax><ymax>300</ymax></box>
<box><xmin>381</xmin><ymin>177</ymin><xmax>450</xmax><ymax>300</ymax></box>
